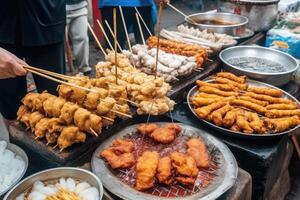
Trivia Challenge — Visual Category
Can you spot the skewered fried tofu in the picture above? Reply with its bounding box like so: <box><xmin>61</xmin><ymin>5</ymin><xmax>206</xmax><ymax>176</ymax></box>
<box><xmin>57</xmin><ymin>126</ymin><xmax>86</xmax><ymax>150</ymax></box>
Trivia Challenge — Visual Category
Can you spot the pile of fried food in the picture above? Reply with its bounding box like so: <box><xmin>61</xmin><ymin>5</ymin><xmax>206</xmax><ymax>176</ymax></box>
<box><xmin>96</xmin><ymin>51</ymin><xmax>175</xmax><ymax>115</ymax></box>
<box><xmin>147</xmin><ymin>36</ymin><xmax>208</xmax><ymax>68</ymax></box>
<box><xmin>191</xmin><ymin>72</ymin><xmax>300</xmax><ymax>134</ymax></box>
<box><xmin>123</xmin><ymin>44</ymin><xmax>197</xmax><ymax>83</ymax></box>
<box><xmin>100</xmin><ymin>123</ymin><xmax>210</xmax><ymax>191</ymax></box>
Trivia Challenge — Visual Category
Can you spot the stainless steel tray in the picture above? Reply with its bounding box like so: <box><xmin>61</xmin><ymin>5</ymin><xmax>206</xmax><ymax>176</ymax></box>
<box><xmin>187</xmin><ymin>79</ymin><xmax>300</xmax><ymax>140</ymax></box>
<box><xmin>91</xmin><ymin>122</ymin><xmax>237</xmax><ymax>200</ymax></box>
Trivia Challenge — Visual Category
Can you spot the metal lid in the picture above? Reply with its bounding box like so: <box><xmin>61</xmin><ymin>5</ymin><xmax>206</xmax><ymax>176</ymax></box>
<box><xmin>223</xmin><ymin>0</ymin><xmax>280</xmax><ymax>5</ymax></box>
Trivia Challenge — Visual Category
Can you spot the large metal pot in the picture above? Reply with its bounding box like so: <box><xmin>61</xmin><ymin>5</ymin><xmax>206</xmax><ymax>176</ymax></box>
<box><xmin>218</xmin><ymin>0</ymin><xmax>280</xmax><ymax>32</ymax></box>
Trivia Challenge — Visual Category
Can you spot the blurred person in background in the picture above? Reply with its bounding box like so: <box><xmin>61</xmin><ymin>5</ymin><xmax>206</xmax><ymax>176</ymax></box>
<box><xmin>0</xmin><ymin>1</ymin><xmax>66</xmax><ymax>122</ymax></box>
<box><xmin>98</xmin><ymin>0</ymin><xmax>170</xmax><ymax>49</ymax></box>
<box><xmin>66</xmin><ymin>0</ymin><xmax>92</xmax><ymax>75</ymax></box>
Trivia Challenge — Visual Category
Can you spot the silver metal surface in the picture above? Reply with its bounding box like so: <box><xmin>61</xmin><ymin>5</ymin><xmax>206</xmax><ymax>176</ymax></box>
<box><xmin>4</xmin><ymin>167</ymin><xmax>103</xmax><ymax>200</ymax></box>
<box><xmin>219</xmin><ymin>46</ymin><xmax>299</xmax><ymax>86</ymax></box>
<box><xmin>185</xmin><ymin>12</ymin><xmax>248</xmax><ymax>36</ymax></box>
<box><xmin>187</xmin><ymin>79</ymin><xmax>300</xmax><ymax>140</ymax></box>
<box><xmin>0</xmin><ymin>142</ymin><xmax>28</xmax><ymax>196</ymax></box>
<box><xmin>219</xmin><ymin>0</ymin><xmax>279</xmax><ymax>32</ymax></box>
<box><xmin>91</xmin><ymin>122</ymin><xmax>238</xmax><ymax>200</ymax></box>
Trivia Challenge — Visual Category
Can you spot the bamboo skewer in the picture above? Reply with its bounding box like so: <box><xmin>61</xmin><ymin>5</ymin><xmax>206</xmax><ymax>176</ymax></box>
<box><xmin>90</xmin><ymin>128</ymin><xmax>99</xmax><ymax>136</ymax></box>
<box><xmin>154</xmin><ymin>2</ymin><xmax>164</xmax><ymax>79</ymax></box>
<box><xmin>167</xmin><ymin>3</ymin><xmax>197</xmax><ymax>24</ymax></box>
<box><xmin>104</xmin><ymin>20</ymin><xmax>123</xmax><ymax>52</ymax></box>
<box><xmin>135</xmin><ymin>13</ymin><xmax>145</xmax><ymax>45</ymax></box>
<box><xmin>96</xmin><ymin>19</ymin><xmax>113</xmax><ymax>50</ymax></box>
<box><xmin>113</xmin><ymin>8</ymin><xmax>119</xmax><ymax>85</ymax></box>
<box><xmin>134</xmin><ymin>7</ymin><xmax>153</xmax><ymax>36</ymax></box>
<box><xmin>87</xmin><ymin>23</ymin><xmax>107</xmax><ymax>56</ymax></box>
<box><xmin>102</xmin><ymin>116</ymin><xmax>114</xmax><ymax>122</ymax></box>
<box><xmin>119</xmin><ymin>6</ymin><xmax>132</xmax><ymax>52</ymax></box>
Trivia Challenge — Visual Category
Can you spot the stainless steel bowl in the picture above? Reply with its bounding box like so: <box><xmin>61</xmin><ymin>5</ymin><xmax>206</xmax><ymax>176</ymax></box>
<box><xmin>4</xmin><ymin>167</ymin><xmax>103</xmax><ymax>200</ymax></box>
<box><xmin>185</xmin><ymin>12</ymin><xmax>248</xmax><ymax>36</ymax></box>
<box><xmin>0</xmin><ymin>142</ymin><xmax>28</xmax><ymax>196</ymax></box>
<box><xmin>219</xmin><ymin>46</ymin><xmax>299</xmax><ymax>86</ymax></box>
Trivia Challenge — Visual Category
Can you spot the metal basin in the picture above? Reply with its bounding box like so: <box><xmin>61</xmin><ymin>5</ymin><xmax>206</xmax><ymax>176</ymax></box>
<box><xmin>0</xmin><ymin>142</ymin><xmax>28</xmax><ymax>196</ymax></box>
<box><xmin>4</xmin><ymin>167</ymin><xmax>103</xmax><ymax>200</ymax></box>
<box><xmin>219</xmin><ymin>46</ymin><xmax>299</xmax><ymax>86</ymax></box>
<box><xmin>185</xmin><ymin>12</ymin><xmax>248</xmax><ymax>36</ymax></box>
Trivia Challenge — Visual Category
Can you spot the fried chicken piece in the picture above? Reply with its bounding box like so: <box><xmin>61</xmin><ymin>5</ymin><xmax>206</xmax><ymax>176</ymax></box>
<box><xmin>17</xmin><ymin>105</ymin><xmax>29</xmax><ymax>121</ymax></box>
<box><xmin>230</xmin><ymin>124</ymin><xmax>241</xmax><ymax>132</ymax></box>
<box><xmin>29</xmin><ymin>112</ymin><xmax>44</xmax><ymax>131</ymax></box>
<box><xmin>137</xmin><ymin>123</ymin><xmax>158</xmax><ymax>135</ymax></box>
<box><xmin>69</xmin><ymin>87</ymin><xmax>87</xmax><ymax>105</ymax></box>
<box><xmin>223</xmin><ymin>108</ymin><xmax>239</xmax><ymax>128</ymax></box>
<box><xmin>33</xmin><ymin>91</ymin><xmax>55</xmax><ymax>112</ymax></box>
<box><xmin>157</xmin><ymin>156</ymin><xmax>173</xmax><ymax>185</ymax></box>
<box><xmin>196</xmin><ymin>92</ymin><xmax>223</xmax><ymax>99</ymax></box>
<box><xmin>136</xmin><ymin>151</ymin><xmax>160</xmax><ymax>191</ymax></box>
<box><xmin>22</xmin><ymin>93</ymin><xmax>40</xmax><ymax>110</ymax></box>
<box><xmin>265</xmin><ymin>116</ymin><xmax>300</xmax><ymax>133</ymax></box>
<box><xmin>195</xmin><ymin>101</ymin><xmax>227</xmax><ymax>119</ymax></box>
<box><xmin>236</xmin><ymin>114</ymin><xmax>253</xmax><ymax>134</ymax></box>
<box><xmin>245</xmin><ymin>112</ymin><xmax>266</xmax><ymax>134</ymax></box>
<box><xmin>199</xmin><ymin>86</ymin><xmax>239</xmax><ymax>97</ymax></box>
<box><xmin>209</xmin><ymin>104</ymin><xmax>233</xmax><ymax>126</ymax></box>
<box><xmin>84</xmin><ymin>91</ymin><xmax>101</xmax><ymax>110</ymax></box>
<box><xmin>170</xmin><ymin>152</ymin><xmax>198</xmax><ymax>177</ymax></box>
<box><xmin>238</xmin><ymin>96</ymin><xmax>269</xmax><ymax>107</ymax></box>
<box><xmin>111</xmin><ymin>139</ymin><xmax>135</xmax><ymax>154</ymax></box>
<box><xmin>215</xmin><ymin>77</ymin><xmax>247</xmax><ymax>90</ymax></box>
<box><xmin>58</xmin><ymin>84</ymin><xmax>73</xmax><ymax>99</ymax></box>
<box><xmin>47</xmin><ymin>118</ymin><xmax>64</xmax><ymax>133</ymax></box>
<box><xmin>196</xmin><ymin>80</ymin><xmax>238</xmax><ymax>91</ymax></box>
<box><xmin>57</xmin><ymin>126</ymin><xmax>86</xmax><ymax>150</ymax></box>
<box><xmin>51</xmin><ymin>97</ymin><xmax>66</xmax><ymax>117</ymax></box>
<box><xmin>74</xmin><ymin>108</ymin><xmax>90</xmax><ymax>131</ymax></box>
<box><xmin>191</xmin><ymin>97</ymin><xmax>219</xmax><ymax>107</ymax></box>
<box><xmin>46</xmin><ymin>132</ymin><xmax>60</xmax><ymax>145</ymax></box>
<box><xmin>86</xmin><ymin>114</ymin><xmax>103</xmax><ymax>134</ymax></box>
<box><xmin>266</xmin><ymin>109</ymin><xmax>300</xmax><ymax>118</ymax></box>
<box><xmin>216</xmin><ymin>72</ymin><xmax>246</xmax><ymax>84</ymax></box>
<box><xmin>175</xmin><ymin>176</ymin><xmax>196</xmax><ymax>185</ymax></box>
<box><xmin>231</xmin><ymin>99</ymin><xmax>267</xmax><ymax>115</ymax></box>
<box><xmin>247</xmin><ymin>87</ymin><xmax>283</xmax><ymax>97</ymax></box>
<box><xmin>187</xmin><ymin>138</ymin><xmax>209</xmax><ymax>169</ymax></box>
<box><xmin>150</xmin><ymin>124</ymin><xmax>182</xmax><ymax>144</ymax></box>
<box><xmin>34</xmin><ymin>118</ymin><xmax>50</xmax><ymax>139</ymax></box>
<box><xmin>245</xmin><ymin>92</ymin><xmax>295</xmax><ymax>105</ymax></box>
<box><xmin>59</xmin><ymin>102</ymin><xmax>79</xmax><ymax>124</ymax></box>
<box><xmin>96</xmin><ymin>97</ymin><xmax>116</xmax><ymax>115</ymax></box>
<box><xmin>266</xmin><ymin>104</ymin><xmax>298</xmax><ymax>110</ymax></box>
<box><xmin>42</xmin><ymin>96</ymin><xmax>56</xmax><ymax>117</ymax></box>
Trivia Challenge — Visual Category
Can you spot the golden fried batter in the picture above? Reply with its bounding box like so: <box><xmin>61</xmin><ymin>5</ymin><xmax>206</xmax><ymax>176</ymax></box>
<box><xmin>266</xmin><ymin>104</ymin><xmax>298</xmax><ymax>110</ymax></box>
<box><xmin>59</xmin><ymin>102</ymin><xmax>79</xmax><ymax>124</ymax></box>
<box><xmin>175</xmin><ymin>177</ymin><xmax>196</xmax><ymax>185</ymax></box>
<box><xmin>150</xmin><ymin>124</ymin><xmax>182</xmax><ymax>144</ymax></box>
<box><xmin>209</xmin><ymin>104</ymin><xmax>233</xmax><ymax>126</ymax></box>
<box><xmin>34</xmin><ymin>118</ymin><xmax>50</xmax><ymax>139</ymax></box>
<box><xmin>111</xmin><ymin>139</ymin><xmax>135</xmax><ymax>154</ymax></box>
<box><xmin>47</xmin><ymin>118</ymin><xmax>64</xmax><ymax>133</ymax></box>
<box><xmin>170</xmin><ymin>152</ymin><xmax>198</xmax><ymax>177</ymax></box>
<box><xmin>245</xmin><ymin>112</ymin><xmax>266</xmax><ymax>134</ymax></box>
<box><xmin>57</xmin><ymin>126</ymin><xmax>86</xmax><ymax>150</ymax></box>
<box><xmin>196</xmin><ymin>80</ymin><xmax>238</xmax><ymax>91</ymax></box>
<box><xmin>215</xmin><ymin>77</ymin><xmax>247</xmax><ymax>90</ymax></box>
<box><xmin>22</xmin><ymin>93</ymin><xmax>40</xmax><ymax>110</ymax></box>
<box><xmin>192</xmin><ymin>97</ymin><xmax>218</xmax><ymax>107</ymax></box>
<box><xmin>245</xmin><ymin>92</ymin><xmax>295</xmax><ymax>105</ymax></box>
<box><xmin>247</xmin><ymin>87</ymin><xmax>283</xmax><ymax>97</ymax></box>
<box><xmin>84</xmin><ymin>92</ymin><xmax>100</xmax><ymax>110</ymax></box>
<box><xmin>157</xmin><ymin>156</ymin><xmax>173</xmax><ymax>185</ymax></box>
<box><xmin>230</xmin><ymin>124</ymin><xmax>241</xmax><ymax>132</ymax></box>
<box><xmin>74</xmin><ymin>108</ymin><xmax>90</xmax><ymax>131</ymax></box>
<box><xmin>223</xmin><ymin>109</ymin><xmax>239</xmax><ymax>128</ymax></box>
<box><xmin>199</xmin><ymin>86</ymin><xmax>238</xmax><ymax>97</ymax></box>
<box><xmin>137</xmin><ymin>123</ymin><xmax>158</xmax><ymax>136</ymax></box>
<box><xmin>236</xmin><ymin>114</ymin><xmax>253</xmax><ymax>134</ymax></box>
<box><xmin>187</xmin><ymin>138</ymin><xmax>209</xmax><ymax>169</ymax></box>
<box><xmin>266</xmin><ymin>109</ymin><xmax>300</xmax><ymax>118</ymax></box>
<box><xmin>195</xmin><ymin>101</ymin><xmax>227</xmax><ymax>119</ymax></box>
<box><xmin>136</xmin><ymin>151</ymin><xmax>160</xmax><ymax>191</ymax></box>
<box><xmin>29</xmin><ymin>111</ymin><xmax>44</xmax><ymax>130</ymax></box>
<box><xmin>231</xmin><ymin>99</ymin><xmax>267</xmax><ymax>115</ymax></box>
<box><xmin>216</xmin><ymin>72</ymin><xmax>246</xmax><ymax>84</ymax></box>
<box><xmin>265</xmin><ymin>116</ymin><xmax>300</xmax><ymax>132</ymax></box>
<box><xmin>238</xmin><ymin>96</ymin><xmax>269</xmax><ymax>107</ymax></box>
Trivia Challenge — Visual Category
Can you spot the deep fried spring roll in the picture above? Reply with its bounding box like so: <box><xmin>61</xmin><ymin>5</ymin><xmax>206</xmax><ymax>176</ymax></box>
<box><xmin>199</xmin><ymin>86</ymin><xmax>239</xmax><ymax>97</ymax></box>
<box><xmin>215</xmin><ymin>77</ymin><xmax>247</xmax><ymax>90</ymax></box>
<box><xmin>195</xmin><ymin>101</ymin><xmax>227</xmax><ymax>119</ymax></box>
<box><xmin>266</xmin><ymin>104</ymin><xmax>298</xmax><ymax>110</ymax></box>
<box><xmin>216</xmin><ymin>72</ymin><xmax>246</xmax><ymax>84</ymax></box>
<box><xmin>223</xmin><ymin>109</ymin><xmax>239</xmax><ymax>128</ymax></box>
<box><xmin>244</xmin><ymin>92</ymin><xmax>295</xmax><ymax>105</ymax></box>
<box><xmin>192</xmin><ymin>97</ymin><xmax>218</xmax><ymax>107</ymax></box>
<box><xmin>245</xmin><ymin>112</ymin><xmax>266</xmax><ymax>134</ymax></box>
<box><xmin>265</xmin><ymin>109</ymin><xmax>300</xmax><ymax>118</ymax></box>
<box><xmin>196</xmin><ymin>92</ymin><xmax>223</xmax><ymax>99</ymax></box>
<box><xmin>231</xmin><ymin>99</ymin><xmax>267</xmax><ymax>115</ymax></box>
<box><xmin>210</xmin><ymin>104</ymin><xmax>233</xmax><ymax>126</ymax></box>
<box><xmin>264</xmin><ymin>116</ymin><xmax>300</xmax><ymax>132</ymax></box>
<box><xmin>196</xmin><ymin>80</ymin><xmax>238</xmax><ymax>91</ymax></box>
<box><xmin>247</xmin><ymin>87</ymin><xmax>283</xmax><ymax>97</ymax></box>
<box><xmin>230</xmin><ymin>124</ymin><xmax>241</xmax><ymax>132</ymax></box>
<box><xmin>236</xmin><ymin>114</ymin><xmax>253</xmax><ymax>134</ymax></box>
<box><xmin>238</xmin><ymin>96</ymin><xmax>269</xmax><ymax>107</ymax></box>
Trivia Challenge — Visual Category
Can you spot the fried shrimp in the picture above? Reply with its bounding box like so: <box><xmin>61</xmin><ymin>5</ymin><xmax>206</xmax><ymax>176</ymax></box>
<box><xmin>265</xmin><ymin>116</ymin><xmax>300</xmax><ymax>132</ymax></box>
<box><xmin>199</xmin><ymin>86</ymin><xmax>238</xmax><ymax>97</ymax></box>
<box><xmin>209</xmin><ymin>104</ymin><xmax>233</xmax><ymax>126</ymax></box>
<box><xmin>236</xmin><ymin>114</ymin><xmax>253</xmax><ymax>134</ymax></box>
<box><xmin>223</xmin><ymin>109</ymin><xmax>239</xmax><ymax>127</ymax></box>
<box><xmin>216</xmin><ymin>72</ymin><xmax>246</xmax><ymax>83</ymax></box>
<box><xmin>195</xmin><ymin>101</ymin><xmax>227</xmax><ymax>119</ymax></box>
<box><xmin>245</xmin><ymin>112</ymin><xmax>266</xmax><ymax>134</ymax></box>
<box><xmin>247</xmin><ymin>87</ymin><xmax>283</xmax><ymax>97</ymax></box>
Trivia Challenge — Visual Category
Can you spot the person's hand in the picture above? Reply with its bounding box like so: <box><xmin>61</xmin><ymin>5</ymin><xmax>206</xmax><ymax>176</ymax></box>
<box><xmin>0</xmin><ymin>47</ymin><xmax>27</xmax><ymax>79</ymax></box>
<box><xmin>155</xmin><ymin>0</ymin><xmax>170</xmax><ymax>5</ymax></box>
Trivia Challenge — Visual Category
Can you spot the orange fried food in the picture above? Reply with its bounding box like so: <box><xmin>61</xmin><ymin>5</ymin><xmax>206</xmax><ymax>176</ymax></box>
<box><xmin>101</xmin><ymin>148</ymin><xmax>135</xmax><ymax>169</ymax></box>
<box><xmin>136</xmin><ymin>151</ymin><xmax>160</xmax><ymax>191</ymax></box>
<box><xmin>215</xmin><ymin>77</ymin><xmax>247</xmax><ymax>90</ymax></box>
<box><xmin>170</xmin><ymin>152</ymin><xmax>199</xmax><ymax>178</ymax></box>
<box><xmin>175</xmin><ymin>177</ymin><xmax>196</xmax><ymax>185</ymax></box>
<box><xmin>59</xmin><ymin>102</ymin><xmax>79</xmax><ymax>124</ymax></box>
<box><xmin>196</xmin><ymin>80</ymin><xmax>238</xmax><ymax>91</ymax></box>
<box><xmin>264</xmin><ymin>116</ymin><xmax>300</xmax><ymax>132</ymax></box>
<box><xmin>236</xmin><ymin>114</ymin><xmax>253</xmax><ymax>134</ymax></box>
<box><xmin>22</xmin><ymin>93</ymin><xmax>40</xmax><ymax>110</ymax></box>
<box><xmin>223</xmin><ymin>109</ymin><xmax>239</xmax><ymax>128</ymax></box>
<box><xmin>57</xmin><ymin>126</ymin><xmax>86</xmax><ymax>150</ymax></box>
<box><xmin>195</xmin><ymin>101</ymin><xmax>227</xmax><ymax>119</ymax></box>
<box><xmin>216</xmin><ymin>72</ymin><xmax>246</xmax><ymax>84</ymax></box>
<box><xmin>266</xmin><ymin>104</ymin><xmax>298</xmax><ymax>110</ymax></box>
<box><xmin>187</xmin><ymin>138</ymin><xmax>209</xmax><ymax>169</ymax></box>
<box><xmin>244</xmin><ymin>92</ymin><xmax>295</xmax><ymax>105</ymax></box>
<box><xmin>192</xmin><ymin>97</ymin><xmax>219</xmax><ymax>107</ymax></box>
<box><xmin>265</xmin><ymin>109</ymin><xmax>300</xmax><ymax>118</ymax></box>
<box><xmin>247</xmin><ymin>87</ymin><xmax>283</xmax><ymax>97</ymax></box>
<box><xmin>196</xmin><ymin>92</ymin><xmax>223</xmax><ymax>99</ymax></box>
<box><xmin>29</xmin><ymin>111</ymin><xmax>44</xmax><ymax>130</ymax></box>
<box><xmin>100</xmin><ymin>139</ymin><xmax>135</xmax><ymax>169</ymax></box>
<box><xmin>238</xmin><ymin>96</ymin><xmax>269</xmax><ymax>107</ymax></box>
<box><xmin>137</xmin><ymin>123</ymin><xmax>158</xmax><ymax>136</ymax></box>
<box><xmin>157</xmin><ymin>156</ymin><xmax>173</xmax><ymax>185</ymax></box>
<box><xmin>231</xmin><ymin>99</ymin><xmax>267</xmax><ymax>115</ymax></box>
<box><xmin>199</xmin><ymin>86</ymin><xmax>239</xmax><ymax>97</ymax></box>
<box><xmin>150</xmin><ymin>124</ymin><xmax>182</xmax><ymax>144</ymax></box>
<box><xmin>209</xmin><ymin>104</ymin><xmax>233</xmax><ymax>126</ymax></box>
<box><xmin>245</xmin><ymin>112</ymin><xmax>266</xmax><ymax>134</ymax></box>
<box><xmin>230</xmin><ymin>124</ymin><xmax>241</xmax><ymax>132</ymax></box>
<box><xmin>34</xmin><ymin>118</ymin><xmax>51</xmax><ymax>139</ymax></box>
